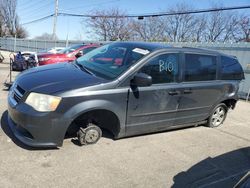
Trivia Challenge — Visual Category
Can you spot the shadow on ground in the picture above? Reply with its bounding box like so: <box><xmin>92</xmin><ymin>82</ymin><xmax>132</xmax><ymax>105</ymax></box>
<box><xmin>172</xmin><ymin>147</ymin><xmax>250</xmax><ymax>188</ymax></box>
<box><xmin>0</xmin><ymin>110</ymin><xmax>58</xmax><ymax>150</ymax></box>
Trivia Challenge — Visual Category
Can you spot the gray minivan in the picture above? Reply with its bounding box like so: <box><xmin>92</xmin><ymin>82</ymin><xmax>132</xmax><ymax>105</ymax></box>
<box><xmin>7</xmin><ymin>42</ymin><xmax>244</xmax><ymax>147</ymax></box>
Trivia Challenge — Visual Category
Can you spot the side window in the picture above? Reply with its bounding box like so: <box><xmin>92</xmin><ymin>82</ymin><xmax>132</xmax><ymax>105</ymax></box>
<box><xmin>184</xmin><ymin>54</ymin><xmax>217</xmax><ymax>81</ymax></box>
<box><xmin>140</xmin><ymin>53</ymin><xmax>179</xmax><ymax>84</ymax></box>
<box><xmin>221</xmin><ymin>56</ymin><xmax>244</xmax><ymax>80</ymax></box>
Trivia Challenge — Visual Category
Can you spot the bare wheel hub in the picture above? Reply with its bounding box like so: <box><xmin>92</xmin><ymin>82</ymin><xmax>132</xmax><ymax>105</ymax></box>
<box><xmin>77</xmin><ymin>124</ymin><xmax>102</xmax><ymax>145</ymax></box>
<box><xmin>85</xmin><ymin>129</ymin><xmax>100</xmax><ymax>143</ymax></box>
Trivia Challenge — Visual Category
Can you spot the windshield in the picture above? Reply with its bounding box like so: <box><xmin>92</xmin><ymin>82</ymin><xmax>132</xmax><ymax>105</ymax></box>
<box><xmin>76</xmin><ymin>42</ymin><xmax>151</xmax><ymax>80</ymax></box>
<box><xmin>58</xmin><ymin>44</ymin><xmax>83</xmax><ymax>54</ymax></box>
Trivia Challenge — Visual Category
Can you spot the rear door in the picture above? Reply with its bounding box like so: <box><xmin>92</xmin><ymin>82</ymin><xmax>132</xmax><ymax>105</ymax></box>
<box><xmin>175</xmin><ymin>53</ymin><xmax>224</xmax><ymax>125</ymax></box>
<box><xmin>126</xmin><ymin>52</ymin><xmax>182</xmax><ymax>135</ymax></box>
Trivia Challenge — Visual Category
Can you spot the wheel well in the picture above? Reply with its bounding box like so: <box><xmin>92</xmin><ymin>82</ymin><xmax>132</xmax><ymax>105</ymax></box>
<box><xmin>66</xmin><ymin>109</ymin><xmax>120</xmax><ymax>138</ymax></box>
<box><xmin>221</xmin><ymin>99</ymin><xmax>237</xmax><ymax>109</ymax></box>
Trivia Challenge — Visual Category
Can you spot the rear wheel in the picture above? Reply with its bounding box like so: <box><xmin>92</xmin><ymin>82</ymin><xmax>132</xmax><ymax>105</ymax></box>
<box><xmin>77</xmin><ymin>123</ymin><xmax>102</xmax><ymax>145</ymax></box>
<box><xmin>207</xmin><ymin>104</ymin><xmax>228</xmax><ymax>128</ymax></box>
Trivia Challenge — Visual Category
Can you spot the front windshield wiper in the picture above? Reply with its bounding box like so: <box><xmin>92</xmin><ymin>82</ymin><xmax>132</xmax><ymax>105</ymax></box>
<box><xmin>74</xmin><ymin>60</ymin><xmax>95</xmax><ymax>76</ymax></box>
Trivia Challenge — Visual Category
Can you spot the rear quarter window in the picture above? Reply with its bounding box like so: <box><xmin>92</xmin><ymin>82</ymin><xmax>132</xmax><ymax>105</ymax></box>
<box><xmin>221</xmin><ymin>56</ymin><xmax>244</xmax><ymax>80</ymax></box>
<box><xmin>184</xmin><ymin>54</ymin><xmax>217</xmax><ymax>81</ymax></box>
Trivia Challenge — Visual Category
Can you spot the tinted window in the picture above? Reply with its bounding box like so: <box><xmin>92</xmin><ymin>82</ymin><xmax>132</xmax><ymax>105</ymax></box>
<box><xmin>140</xmin><ymin>53</ymin><xmax>179</xmax><ymax>84</ymax></box>
<box><xmin>221</xmin><ymin>56</ymin><xmax>244</xmax><ymax>80</ymax></box>
<box><xmin>185</xmin><ymin>54</ymin><xmax>216</xmax><ymax>81</ymax></box>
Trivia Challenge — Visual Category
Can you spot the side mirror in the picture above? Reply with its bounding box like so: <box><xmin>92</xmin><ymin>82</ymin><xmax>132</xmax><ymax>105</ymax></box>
<box><xmin>75</xmin><ymin>51</ymin><xmax>83</xmax><ymax>58</ymax></box>
<box><xmin>131</xmin><ymin>73</ymin><xmax>152</xmax><ymax>87</ymax></box>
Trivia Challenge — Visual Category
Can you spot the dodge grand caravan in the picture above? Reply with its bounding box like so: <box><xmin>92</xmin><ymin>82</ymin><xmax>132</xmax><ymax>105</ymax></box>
<box><xmin>7</xmin><ymin>42</ymin><xmax>244</xmax><ymax>147</ymax></box>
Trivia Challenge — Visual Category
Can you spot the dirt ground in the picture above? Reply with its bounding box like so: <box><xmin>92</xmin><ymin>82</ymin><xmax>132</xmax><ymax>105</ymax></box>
<box><xmin>0</xmin><ymin>55</ymin><xmax>250</xmax><ymax>188</ymax></box>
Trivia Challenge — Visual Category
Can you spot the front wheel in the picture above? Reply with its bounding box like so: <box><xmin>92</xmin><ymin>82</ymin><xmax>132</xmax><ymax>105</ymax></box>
<box><xmin>77</xmin><ymin>124</ymin><xmax>102</xmax><ymax>146</ymax></box>
<box><xmin>207</xmin><ymin>104</ymin><xmax>228</xmax><ymax>128</ymax></box>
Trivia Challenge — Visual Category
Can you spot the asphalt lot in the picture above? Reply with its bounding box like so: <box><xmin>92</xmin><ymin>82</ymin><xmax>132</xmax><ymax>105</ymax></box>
<box><xmin>0</xmin><ymin>59</ymin><xmax>250</xmax><ymax>188</ymax></box>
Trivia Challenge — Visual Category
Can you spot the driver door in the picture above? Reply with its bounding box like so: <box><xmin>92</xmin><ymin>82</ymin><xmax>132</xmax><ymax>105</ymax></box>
<box><xmin>126</xmin><ymin>53</ymin><xmax>182</xmax><ymax>136</ymax></box>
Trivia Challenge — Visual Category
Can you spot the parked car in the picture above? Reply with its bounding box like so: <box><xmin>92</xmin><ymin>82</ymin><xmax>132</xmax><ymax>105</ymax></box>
<box><xmin>7</xmin><ymin>42</ymin><xmax>244</xmax><ymax>148</ymax></box>
<box><xmin>12</xmin><ymin>51</ymin><xmax>38</xmax><ymax>71</ymax></box>
<box><xmin>37</xmin><ymin>44</ymin><xmax>99</xmax><ymax>66</ymax></box>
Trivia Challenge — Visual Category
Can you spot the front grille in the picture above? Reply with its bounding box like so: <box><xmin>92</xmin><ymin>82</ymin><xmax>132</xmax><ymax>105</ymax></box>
<box><xmin>13</xmin><ymin>84</ymin><xmax>26</xmax><ymax>103</ymax></box>
<box><xmin>16</xmin><ymin>85</ymin><xmax>25</xmax><ymax>95</ymax></box>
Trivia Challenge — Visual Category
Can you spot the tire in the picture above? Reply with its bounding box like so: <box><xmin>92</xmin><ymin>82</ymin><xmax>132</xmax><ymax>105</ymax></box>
<box><xmin>77</xmin><ymin>123</ymin><xmax>102</xmax><ymax>146</ymax></box>
<box><xmin>22</xmin><ymin>62</ymin><xmax>28</xmax><ymax>70</ymax></box>
<box><xmin>0</xmin><ymin>53</ymin><xmax>4</xmax><ymax>63</ymax></box>
<box><xmin>207</xmin><ymin>103</ymin><xmax>228</xmax><ymax>128</ymax></box>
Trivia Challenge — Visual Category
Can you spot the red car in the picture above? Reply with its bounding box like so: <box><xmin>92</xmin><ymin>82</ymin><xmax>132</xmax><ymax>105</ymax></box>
<box><xmin>38</xmin><ymin>44</ymin><xmax>99</xmax><ymax>66</ymax></box>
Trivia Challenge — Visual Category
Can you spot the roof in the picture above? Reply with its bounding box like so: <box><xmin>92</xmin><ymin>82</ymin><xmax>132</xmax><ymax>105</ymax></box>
<box><xmin>106</xmin><ymin>41</ymin><xmax>235</xmax><ymax>58</ymax></box>
<box><xmin>181</xmin><ymin>46</ymin><xmax>237</xmax><ymax>58</ymax></box>
<box><xmin>112</xmin><ymin>41</ymin><xmax>171</xmax><ymax>51</ymax></box>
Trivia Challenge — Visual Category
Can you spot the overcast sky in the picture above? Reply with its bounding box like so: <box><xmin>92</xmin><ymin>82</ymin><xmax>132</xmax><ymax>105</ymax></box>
<box><xmin>17</xmin><ymin>0</ymin><xmax>250</xmax><ymax>40</ymax></box>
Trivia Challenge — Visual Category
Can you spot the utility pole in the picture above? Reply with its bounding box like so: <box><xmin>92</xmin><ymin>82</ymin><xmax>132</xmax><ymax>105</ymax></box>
<box><xmin>52</xmin><ymin>0</ymin><xmax>59</xmax><ymax>42</ymax></box>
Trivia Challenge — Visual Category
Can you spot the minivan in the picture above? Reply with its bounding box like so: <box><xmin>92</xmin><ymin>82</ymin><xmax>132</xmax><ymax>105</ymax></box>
<box><xmin>7</xmin><ymin>42</ymin><xmax>244</xmax><ymax>147</ymax></box>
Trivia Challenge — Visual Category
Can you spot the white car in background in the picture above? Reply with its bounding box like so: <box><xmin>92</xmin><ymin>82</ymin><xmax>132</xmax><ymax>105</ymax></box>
<box><xmin>11</xmin><ymin>51</ymin><xmax>38</xmax><ymax>71</ymax></box>
<box><xmin>47</xmin><ymin>47</ymin><xmax>65</xmax><ymax>54</ymax></box>
<box><xmin>19</xmin><ymin>51</ymin><xmax>38</xmax><ymax>64</ymax></box>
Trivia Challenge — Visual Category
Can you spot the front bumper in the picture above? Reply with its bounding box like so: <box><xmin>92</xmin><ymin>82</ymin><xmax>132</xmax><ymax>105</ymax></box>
<box><xmin>7</xmin><ymin>96</ymin><xmax>70</xmax><ymax>148</ymax></box>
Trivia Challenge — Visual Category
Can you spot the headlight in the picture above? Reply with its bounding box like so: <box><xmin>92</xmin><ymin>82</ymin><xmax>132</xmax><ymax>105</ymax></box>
<box><xmin>25</xmin><ymin>92</ymin><xmax>61</xmax><ymax>112</ymax></box>
<box><xmin>66</xmin><ymin>53</ymin><xmax>74</xmax><ymax>58</ymax></box>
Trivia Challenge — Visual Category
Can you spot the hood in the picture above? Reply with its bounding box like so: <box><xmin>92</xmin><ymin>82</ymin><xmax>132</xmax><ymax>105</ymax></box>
<box><xmin>16</xmin><ymin>63</ymin><xmax>108</xmax><ymax>94</ymax></box>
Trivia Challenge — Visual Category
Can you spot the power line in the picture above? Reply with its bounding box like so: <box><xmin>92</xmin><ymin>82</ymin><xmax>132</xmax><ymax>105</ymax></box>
<box><xmin>18</xmin><ymin>0</ymin><xmax>49</xmax><ymax>12</ymax></box>
<box><xmin>20</xmin><ymin>5</ymin><xmax>250</xmax><ymax>25</ymax></box>
<box><xmin>20</xmin><ymin>1</ymin><xmax>54</xmax><ymax>19</ymax></box>
<box><xmin>59</xmin><ymin>5</ymin><xmax>250</xmax><ymax>18</ymax></box>
<box><xmin>21</xmin><ymin>10</ymin><xmax>54</xmax><ymax>22</ymax></box>
<box><xmin>21</xmin><ymin>14</ymin><xmax>54</xmax><ymax>25</ymax></box>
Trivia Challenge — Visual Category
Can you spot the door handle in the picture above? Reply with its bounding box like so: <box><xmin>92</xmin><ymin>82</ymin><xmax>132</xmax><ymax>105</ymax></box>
<box><xmin>168</xmin><ymin>91</ymin><xmax>180</xmax><ymax>96</ymax></box>
<box><xmin>183</xmin><ymin>89</ymin><xmax>192</xmax><ymax>94</ymax></box>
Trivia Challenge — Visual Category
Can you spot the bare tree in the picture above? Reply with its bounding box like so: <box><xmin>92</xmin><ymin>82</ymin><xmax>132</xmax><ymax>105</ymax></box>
<box><xmin>205</xmin><ymin>10</ymin><xmax>228</xmax><ymax>42</ymax></box>
<box><xmin>15</xmin><ymin>26</ymin><xmax>28</xmax><ymax>38</ymax></box>
<box><xmin>14</xmin><ymin>17</ymin><xmax>28</xmax><ymax>38</ymax></box>
<box><xmin>131</xmin><ymin>17</ymin><xmax>166</xmax><ymax>41</ymax></box>
<box><xmin>191</xmin><ymin>15</ymin><xmax>207</xmax><ymax>42</ymax></box>
<box><xmin>82</xmin><ymin>4</ymin><xmax>248</xmax><ymax>43</ymax></box>
<box><xmin>86</xmin><ymin>8</ymin><xmax>133</xmax><ymax>41</ymax></box>
<box><xmin>162</xmin><ymin>3</ymin><xmax>197</xmax><ymax>42</ymax></box>
<box><xmin>222</xmin><ymin>13</ymin><xmax>239</xmax><ymax>42</ymax></box>
<box><xmin>203</xmin><ymin>3</ymin><xmax>241</xmax><ymax>42</ymax></box>
<box><xmin>34</xmin><ymin>32</ymin><xmax>58</xmax><ymax>40</ymax></box>
<box><xmin>234</xmin><ymin>15</ymin><xmax>250</xmax><ymax>42</ymax></box>
<box><xmin>0</xmin><ymin>0</ymin><xmax>17</xmax><ymax>36</ymax></box>
<box><xmin>0</xmin><ymin>13</ymin><xmax>5</xmax><ymax>37</ymax></box>
<box><xmin>0</xmin><ymin>0</ymin><xmax>27</xmax><ymax>38</ymax></box>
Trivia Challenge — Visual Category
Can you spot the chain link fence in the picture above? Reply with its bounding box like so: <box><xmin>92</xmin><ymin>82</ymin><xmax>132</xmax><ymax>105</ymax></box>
<box><xmin>0</xmin><ymin>37</ymin><xmax>85</xmax><ymax>52</ymax></box>
<box><xmin>0</xmin><ymin>37</ymin><xmax>249</xmax><ymax>98</ymax></box>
